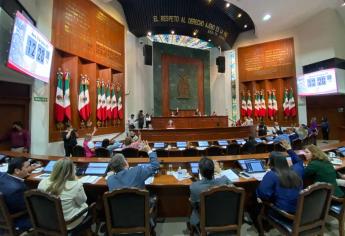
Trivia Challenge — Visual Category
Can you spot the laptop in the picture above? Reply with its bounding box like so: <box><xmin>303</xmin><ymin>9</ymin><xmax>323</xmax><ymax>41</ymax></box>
<box><xmin>43</xmin><ymin>160</ymin><xmax>57</xmax><ymax>173</ymax></box>
<box><xmin>197</xmin><ymin>141</ymin><xmax>209</xmax><ymax>150</ymax></box>
<box><xmin>237</xmin><ymin>159</ymin><xmax>255</xmax><ymax>171</ymax></box>
<box><xmin>337</xmin><ymin>147</ymin><xmax>345</xmax><ymax>157</ymax></box>
<box><xmin>94</xmin><ymin>141</ymin><xmax>103</xmax><ymax>148</ymax></box>
<box><xmin>153</xmin><ymin>142</ymin><xmax>165</xmax><ymax>149</ymax></box>
<box><xmin>85</xmin><ymin>162</ymin><xmax>108</xmax><ymax>175</ymax></box>
<box><xmin>255</xmin><ymin>138</ymin><xmax>263</xmax><ymax>143</ymax></box>
<box><xmin>190</xmin><ymin>162</ymin><xmax>199</xmax><ymax>174</ymax></box>
<box><xmin>176</xmin><ymin>141</ymin><xmax>187</xmax><ymax>148</ymax></box>
<box><xmin>245</xmin><ymin>160</ymin><xmax>266</xmax><ymax>173</ymax></box>
<box><xmin>217</xmin><ymin>140</ymin><xmax>228</xmax><ymax>148</ymax></box>
<box><xmin>236</xmin><ymin>139</ymin><xmax>246</xmax><ymax>145</ymax></box>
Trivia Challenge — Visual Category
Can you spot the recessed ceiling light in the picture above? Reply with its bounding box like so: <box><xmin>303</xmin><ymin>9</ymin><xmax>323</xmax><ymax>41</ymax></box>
<box><xmin>226</xmin><ymin>3</ymin><xmax>230</xmax><ymax>8</ymax></box>
<box><xmin>208</xmin><ymin>39</ymin><xmax>211</xmax><ymax>42</ymax></box>
<box><xmin>237</xmin><ymin>13</ymin><xmax>242</xmax><ymax>18</ymax></box>
<box><xmin>171</xmin><ymin>30</ymin><xmax>175</xmax><ymax>34</ymax></box>
<box><xmin>147</xmin><ymin>31</ymin><xmax>152</xmax><ymax>36</ymax></box>
<box><xmin>342</xmin><ymin>0</ymin><xmax>345</xmax><ymax>7</ymax></box>
<box><xmin>263</xmin><ymin>14</ymin><xmax>271</xmax><ymax>21</ymax></box>
<box><xmin>244</xmin><ymin>24</ymin><xmax>248</xmax><ymax>29</ymax></box>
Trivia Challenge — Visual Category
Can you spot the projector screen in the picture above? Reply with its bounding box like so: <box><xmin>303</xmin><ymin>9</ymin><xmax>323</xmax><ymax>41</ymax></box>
<box><xmin>7</xmin><ymin>11</ymin><xmax>53</xmax><ymax>83</ymax></box>
<box><xmin>297</xmin><ymin>69</ymin><xmax>338</xmax><ymax>96</ymax></box>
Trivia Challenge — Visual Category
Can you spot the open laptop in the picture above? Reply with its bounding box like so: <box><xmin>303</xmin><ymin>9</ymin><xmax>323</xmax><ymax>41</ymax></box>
<box><xmin>197</xmin><ymin>141</ymin><xmax>209</xmax><ymax>150</ymax></box>
<box><xmin>265</xmin><ymin>136</ymin><xmax>274</xmax><ymax>144</ymax></box>
<box><xmin>255</xmin><ymin>138</ymin><xmax>263</xmax><ymax>143</ymax></box>
<box><xmin>190</xmin><ymin>162</ymin><xmax>199</xmax><ymax>174</ymax></box>
<box><xmin>236</xmin><ymin>139</ymin><xmax>246</xmax><ymax>145</ymax></box>
<box><xmin>43</xmin><ymin>160</ymin><xmax>57</xmax><ymax>173</ymax></box>
<box><xmin>85</xmin><ymin>162</ymin><xmax>108</xmax><ymax>175</ymax></box>
<box><xmin>217</xmin><ymin>140</ymin><xmax>229</xmax><ymax>148</ymax></box>
<box><xmin>176</xmin><ymin>141</ymin><xmax>187</xmax><ymax>150</ymax></box>
<box><xmin>94</xmin><ymin>141</ymin><xmax>103</xmax><ymax>149</ymax></box>
<box><xmin>153</xmin><ymin>142</ymin><xmax>165</xmax><ymax>149</ymax></box>
<box><xmin>238</xmin><ymin>159</ymin><xmax>266</xmax><ymax>173</ymax></box>
<box><xmin>337</xmin><ymin>147</ymin><xmax>345</xmax><ymax>157</ymax></box>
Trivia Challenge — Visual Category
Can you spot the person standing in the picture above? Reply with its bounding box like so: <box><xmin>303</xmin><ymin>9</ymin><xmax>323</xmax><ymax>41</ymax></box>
<box><xmin>83</xmin><ymin>127</ymin><xmax>97</xmax><ymax>157</ymax></box>
<box><xmin>0</xmin><ymin>121</ymin><xmax>30</xmax><ymax>153</ymax></box>
<box><xmin>128</xmin><ymin>114</ymin><xmax>136</xmax><ymax>130</ymax></box>
<box><xmin>137</xmin><ymin>110</ymin><xmax>145</xmax><ymax>129</ymax></box>
<box><xmin>321</xmin><ymin>117</ymin><xmax>329</xmax><ymax>141</ymax></box>
<box><xmin>145</xmin><ymin>113</ymin><xmax>152</xmax><ymax>128</ymax></box>
<box><xmin>62</xmin><ymin>124</ymin><xmax>78</xmax><ymax>157</ymax></box>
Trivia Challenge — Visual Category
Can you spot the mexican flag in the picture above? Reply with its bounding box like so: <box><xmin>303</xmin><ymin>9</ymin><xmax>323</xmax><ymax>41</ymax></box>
<box><xmin>267</xmin><ymin>91</ymin><xmax>273</xmax><ymax>118</ymax></box>
<box><xmin>63</xmin><ymin>72</ymin><xmax>71</xmax><ymax>121</ymax></box>
<box><xmin>254</xmin><ymin>92</ymin><xmax>260</xmax><ymax>118</ymax></box>
<box><xmin>247</xmin><ymin>94</ymin><xmax>253</xmax><ymax>117</ymax></box>
<box><xmin>83</xmin><ymin>81</ymin><xmax>91</xmax><ymax>121</ymax></box>
<box><xmin>106</xmin><ymin>85</ymin><xmax>112</xmax><ymax>120</ymax></box>
<box><xmin>260</xmin><ymin>92</ymin><xmax>266</xmax><ymax>117</ymax></box>
<box><xmin>55</xmin><ymin>71</ymin><xmax>65</xmax><ymax>122</ymax></box>
<box><xmin>96</xmin><ymin>83</ymin><xmax>102</xmax><ymax>121</ymax></box>
<box><xmin>283</xmin><ymin>89</ymin><xmax>290</xmax><ymax>117</ymax></box>
<box><xmin>117</xmin><ymin>90</ymin><xmax>123</xmax><ymax>120</ymax></box>
<box><xmin>111</xmin><ymin>86</ymin><xmax>118</xmax><ymax>120</ymax></box>
<box><xmin>240</xmin><ymin>96</ymin><xmax>247</xmax><ymax>117</ymax></box>
<box><xmin>101</xmin><ymin>83</ymin><xmax>107</xmax><ymax>121</ymax></box>
<box><xmin>289</xmin><ymin>88</ymin><xmax>297</xmax><ymax>117</ymax></box>
<box><xmin>78</xmin><ymin>82</ymin><xmax>88</xmax><ymax>121</ymax></box>
<box><xmin>272</xmin><ymin>91</ymin><xmax>278</xmax><ymax>117</ymax></box>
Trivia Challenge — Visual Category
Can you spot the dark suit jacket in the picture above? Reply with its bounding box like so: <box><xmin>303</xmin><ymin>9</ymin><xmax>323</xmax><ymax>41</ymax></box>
<box><xmin>0</xmin><ymin>172</ymin><xmax>31</xmax><ymax>230</ymax></box>
<box><xmin>189</xmin><ymin>176</ymin><xmax>232</xmax><ymax>225</ymax></box>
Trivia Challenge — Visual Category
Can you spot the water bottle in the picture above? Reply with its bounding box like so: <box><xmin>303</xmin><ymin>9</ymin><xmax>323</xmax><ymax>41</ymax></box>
<box><xmin>177</xmin><ymin>166</ymin><xmax>183</xmax><ymax>179</ymax></box>
<box><xmin>168</xmin><ymin>164</ymin><xmax>173</xmax><ymax>174</ymax></box>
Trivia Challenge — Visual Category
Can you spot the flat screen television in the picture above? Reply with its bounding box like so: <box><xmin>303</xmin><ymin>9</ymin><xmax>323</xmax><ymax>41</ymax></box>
<box><xmin>297</xmin><ymin>69</ymin><xmax>338</xmax><ymax>96</ymax></box>
<box><xmin>7</xmin><ymin>11</ymin><xmax>53</xmax><ymax>83</ymax></box>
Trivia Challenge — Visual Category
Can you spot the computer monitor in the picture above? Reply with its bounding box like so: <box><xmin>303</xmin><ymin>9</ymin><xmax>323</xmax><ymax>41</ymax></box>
<box><xmin>217</xmin><ymin>140</ymin><xmax>229</xmax><ymax>146</ymax></box>
<box><xmin>245</xmin><ymin>160</ymin><xmax>266</xmax><ymax>173</ymax></box>
<box><xmin>88</xmin><ymin>163</ymin><xmax>108</xmax><ymax>168</ymax></box>
<box><xmin>266</xmin><ymin>136</ymin><xmax>274</xmax><ymax>141</ymax></box>
<box><xmin>198</xmin><ymin>141</ymin><xmax>209</xmax><ymax>147</ymax></box>
<box><xmin>190</xmin><ymin>162</ymin><xmax>199</xmax><ymax>174</ymax></box>
<box><xmin>153</xmin><ymin>142</ymin><xmax>165</xmax><ymax>148</ymax></box>
<box><xmin>236</xmin><ymin>139</ymin><xmax>246</xmax><ymax>145</ymax></box>
<box><xmin>237</xmin><ymin>159</ymin><xmax>255</xmax><ymax>171</ymax></box>
<box><xmin>337</xmin><ymin>147</ymin><xmax>345</xmax><ymax>156</ymax></box>
<box><xmin>176</xmin><ymin>141</ymin><xmax>187</xmax><ymax>148</ymax></box>
<box><xmin>85</xmin><ymin>162</ymin><xmax>108</xmax><ymax>175</ymax></box>
<box><xmin>94</xmin><ymin>141</ymin><xmax>103</xmax><ymax>148</ymax></box>
<box><xmin>44</xmin><ymin>161</ymin><xmax>57</xmax><ymax>173</ymax></box>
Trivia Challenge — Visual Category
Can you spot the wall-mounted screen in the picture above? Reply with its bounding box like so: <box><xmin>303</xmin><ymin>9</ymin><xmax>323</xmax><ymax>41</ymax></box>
<box><xmin>297</xmin><ymin>69</ymin><xmax>338</xmax><ymax>96</ymax></box>
<box><xmin>7</xmin><ymin>11</ymin><xmax>53</xmax><ymax>83</ymax></box>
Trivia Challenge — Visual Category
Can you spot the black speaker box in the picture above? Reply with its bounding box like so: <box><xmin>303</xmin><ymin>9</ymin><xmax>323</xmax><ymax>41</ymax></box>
<box><xmin>216</xmin><ymin>56</ymin><xmax>225</xmax><ymax>73</ymax></box>
<box><xmin>143</xmin><ymin>45</ymin><xmax>152</xmax><ymax>65</ymax></box>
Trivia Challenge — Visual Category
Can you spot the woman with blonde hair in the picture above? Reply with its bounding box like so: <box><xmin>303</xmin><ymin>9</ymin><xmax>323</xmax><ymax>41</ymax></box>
<box><xmin>38</xmin><ymin>158</ymin><xmax>88</xmax><ymax>229</ymax></box>
<box><xmin>304</xmin><ymin>144</ymin><xmax>344</xmax><ymax>197</ymax></box>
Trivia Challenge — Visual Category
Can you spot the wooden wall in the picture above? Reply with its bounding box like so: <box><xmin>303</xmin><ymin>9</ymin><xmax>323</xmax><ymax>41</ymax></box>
<box><xmin>49</xmin><ymin>0</ymin><xmax>125</xmax><ymax>142</ymax></box>
<box><xmin>238</xmin><ymin>38</ymin><xmax>298</xmax><ymax>126</ymax></box>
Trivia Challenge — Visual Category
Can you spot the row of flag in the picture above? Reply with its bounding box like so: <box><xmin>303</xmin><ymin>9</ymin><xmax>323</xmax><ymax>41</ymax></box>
<box><xmin>241</xmin><ymin>88</ymin><xmax>296</xmax><ymax>119</ymax></box>
<box><xmin>54</xmin><ymin>70</ymin><xmax>123</xmax><ymax>125</ymax></box>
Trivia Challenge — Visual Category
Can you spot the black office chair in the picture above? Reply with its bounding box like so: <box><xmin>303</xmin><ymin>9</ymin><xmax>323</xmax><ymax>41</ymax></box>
<box><xmin>258</xmin><ymin>182</ymin><xmax>333</xmax><ymax>236</ymax></box>
<box><xmin>24</xmin><ymin>190</ymin><xmax>96</xmax><ymax>236</ymax></box>
<box><xmin>103</xmin><ymin>188</ymin><xmax>155</xmax><ymax>236</ymax></box>
<box><xmin>138</xmin><ymin>150</ymin><xmax>149</xmax><ymax>157</ymax></box>
<box><xmin>156</xmin><ymin>149</ymin><xmax>169</xmax><ymax>157</ymax></box>
<box><xmin>121</xmin><ymin>148</ymin><xmax>139</xmax><ymax>158</ymax></box>
<box><xmin>227</xmin><ymin>143</ymin><xmax>240</xmax><ymax>155</ymax></box>
<box><xmin>95</xmin><ymin>147</ymin><xmax>110</xmax><ymax>157</ymax></box>
<box><xmin>183</xmin><ymin>148</ymin><xmax>199</xmax><ymax>157</ymax></box>
<box><xmin>255</xmin><ymin>143</ymin><xmax>267</xmax><ymax>154</ymax></box>
<box><xmin>72</xmin><ymin>145</ymin><xmax>85</xmax><ymax>157</ymax></box>
<box><xmin>205</xmin><ymin>146</ymin><xmax>224</xmax><ymax>156</ymax></box>
<box><xmin>329</xmin><ymin>195</ymin><xmax>345</xmax><ymax>236</ymax></box>
<box><xmin>190</xmin><ymin>185</ymin><xmax>245</xmax><ymax>236</ymax></box>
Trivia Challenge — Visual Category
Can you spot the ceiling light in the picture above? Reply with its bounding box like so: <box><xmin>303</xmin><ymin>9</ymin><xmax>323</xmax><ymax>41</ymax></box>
<box><xmin>244</xmin><ymin>24</ymin><xmax>248</xmax><ymax>29</ymax></box>
<box><xmin>263</xmin><ymin>14</ymin><xmax>271</xmax><ymax>21</ymax></box>
<box><xmin>342</xmin><ymin>0</ymin><xmax>345</xmax><ymax>7</ymax></box>
<box><xmin>193</xmin><ymin>31</ymin><xmax>197</xmax><ymax>36</ymax></box>
<box><xmin>226</xmin><ymin>3</ymin><xmax>230</xmax><ymax>8</ymax></box>
<box><xmin>171</xmin><ymin>30</ymin><xmax>175</xmax><ymax>34</ymax></box>
<box><xmin>147</xmin><ymin>31</ymin><xmax>152</xmax><ymax>36</ymax></box>
<box><xmin>237</xmin><ymin>13</ymin><xmax>242</xmax><ymax>18</ymax></box>
<box><xmin>208</xmin><ymin>39</ymin><xmax>211</xmax><ymax>42</ymax></box>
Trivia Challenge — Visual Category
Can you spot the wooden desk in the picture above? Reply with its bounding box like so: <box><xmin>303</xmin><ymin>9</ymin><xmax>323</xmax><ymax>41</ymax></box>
<box><xmin>151</xmin><ymin>116</ymin><xmax>228</xmax><ymax>129</ymax></box>
<box><xmin>138</xmin><ymin>126</ymin><xmax>256</xmax><ymax>142</ymax></box>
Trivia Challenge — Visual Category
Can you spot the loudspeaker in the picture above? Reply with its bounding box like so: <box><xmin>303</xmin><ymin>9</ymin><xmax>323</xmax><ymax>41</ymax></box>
<box><xmin>216</xmin><ymin>56</ymin><xmax>225</xmax><ymax>73</ymax></box>
<box><xmin>143</xmin><ymin>45</ymin><xmax>152</xmax><ymax>65</ymax></box>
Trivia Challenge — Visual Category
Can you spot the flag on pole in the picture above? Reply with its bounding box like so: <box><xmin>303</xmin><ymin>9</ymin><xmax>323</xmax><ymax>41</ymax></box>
<box><xmin>241</xmin><ymin>95</ymin><xmax>247</xmax><ymax>117</ymax></box>
<box><xmin>96</xmin><ymin>81</ymin><xmax>102</xmax><ymax>121</ymax></box>
<box><xmin>117</xmin><ymin>87</ymin><xmax>123</xmax><ymax>120</ymax></box>
<box><xmin>289</xmin><ymin>88</ymin><xmax>297</xmax><ymax>117</ymax></box>
<box><xmin>283</xmin><ymin>89</ymin><xmax>290</xmax><ymax>117</ymax></box>
<box><xmin>83</xmin><ymin>77</ymin><xmax>91</xmax><ymax>121</ymax></box>
<box><xmin>55</xmin><ymin>70</ymin><xmax>65</xmax><ymax>122</ymax></box>
<box><xmin>63</xmin><ymin>72</ymin><xmax>71</xmax><ymax>121</ymax></box>
<box><xmin>267</xmin><ymin>90</ymin><xmax>273</xmax><ymax>118</ymax></box>
<box><xmin>111</xmin><ymin>85</ymin><xmax>118</xmax><ymax>120</ymax></box>
<box><xmin>254</xmin><ymin>92</ymin><xmax>260</xmax><ymax>118</ymax></box>
<box><xmin>106</xmin><ymin>84</ymin><xmax>112</xmax><ymax>120</ymax></box>
<box><xmin>78</xmin><ymin>78</ymin><xmax>88</xmax><ymax>121</ymax></box>
<box><xmin>272</xmin><ymin>90</ymin><xmax>278</xmax><ymax>117</ymax></box>
<box><xmin>101</xmin><ymin>82</ymin><xmax>107</xmax><ymax>121</ymax></box>
<box><xmin>247</xmin><ymin>93</ymin><xmax>253</xmax><ymax>117</ymax></box>
<box><xmin>260</xmin><ymin>91</ymin><xmax>266</xmax><ymax>117</ymax></box>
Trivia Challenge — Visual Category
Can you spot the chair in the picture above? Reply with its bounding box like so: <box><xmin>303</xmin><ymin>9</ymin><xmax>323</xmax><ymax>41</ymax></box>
<box><xmin>72</xmin><ymin>145</ymin><xmax>85</xmax><ymax>157</ymax></box>
<box><xmin>266</xmin><ymin>143</ymin><xmax>274</xmax><ymax>152</ymax></box>
<box><xmin>291</xmin><ymin>139</ymin><xmax>302</xmax><ymax>150</ymax></box>
<box><xmin>95</xmin><ymin>147</ymin><xmax>110</xmax><ymax>157</ymax></box>
<box><xmin>122</xmin><ymin>148</ymin><xmax>139</xmax><ymax>157</ymax></box>
<box><xmin>273</xmin><ymin>143</ymin><xmax>285</xmax><ymax>152</ymax></box>
<box><xmin>24</xmin><ymin>189</ymin><xmax>96</xmax><ymax>236</ymax></box>
<box><xmin>258</xmin><ymin>182</ymin><xmax>333</xmax><ymax>236</ymax></box>
<box><xmin>205</xmin><ymin>146</ymin><xmax>225</xmax><ymax>156</ymax></box>
<box><xmin>190</xmin><ymin>185</ymin><xmax>245</xmax><ymax>236</ymax></box>
<box><xmin>138</xmin><ymin>150</ymin><xmax>149</xmax><ymax>157</ymax></box>
<box><xmin>156</xmin><ymin>149</ymin><xmax>169</xmax><ymax>157</ymax></box>
<box><xmin>168</xmin><ymin>149</ymin><xmax>183</xmax><ymax>157</ymax></box>
<box><xmin>227</xmin><ymin>143</ymin><xmax>240</xmax><ymax>155</ymax></box>
<box><xmin>0</xmin><ymin>192</ymin><xmax>30</xmax><ymax>236</ymax></box>
<box><xmin>328</xmin><ymin>196</ymin><xmax>345</xmax><ymax>236</ymax></box>
<box><xmin>183</xmin><ymin>148</ymin><xmax>199</xmax><ymax>157</ymax></box>
<box><xmin>255</xmin><ymin>143</ymin><xmax>267</xmax><ymax>154</ymax></box>
<box><xmin>103</xmin><ymin>188</ymin><xmax>155</xmax><ymax>236</ymax></box>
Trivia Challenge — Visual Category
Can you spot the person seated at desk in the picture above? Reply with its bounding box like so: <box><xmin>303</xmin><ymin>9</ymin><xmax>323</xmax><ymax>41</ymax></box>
<box><xmin>241</xmin><ymin>117</ymin><xmax>253</xmax><ymax>126</ymax></box>
<box><xmin>166</xmin><ymin>119</ymin><xmax>175</xmax><ymax>129</ymax></box>
<box><xmin>0</xmin><ymin>121</ymin><xmax>30</xmax><ymax>153</ymax></box>
<box><xmin>107</xmin><ymin>142</ymin><xmax>159</xmax><ymax>190</ymax></box>
<box><xmin>304</xmin><ymin>144</ymin><xmax>344</xmax><ymax>197</ymax></box>
<box><xmin>0</xmin><ymin>157</ymin><xmax>32</xmax><ymax>231</ymax></box>
<box><xmin>189</xmin><ymin>157</ymin><xmax>232</xmax><ymax>226</ymax></box>
<box><xmin>83</xmin><ymin>127</ymin><xmax>97</xmax><ymax>157</ymax></box>
<box><xmin>251</xmin><ymin>141</ymin><xmax>304</xmax><ymax>228</ymax></box>
<box><xmin>122</xmin><ymin>134</ymin><xmax>143</xmax><ymax>149</ymax></box>
<box><xmin>101</xmin><ymin>138</ymin><xmax>122</xmax><ymax>153</ymax></box>
<box><xmin>38</xmin><ymin>158</ymin><xmax>90</xmax><ymax>230</ymax></box>
<box><xmin>271</xmin><ymin>121</ymin><xmax>283</xmax><ymax>135</ymax></box>
<box><xmin>257</xmin><ymin>121</ymin><xmax>267</xmax><ymax>136</ymax></box>
<box><xmin>241</xmin><ymin>136</ymin><xmax>257</xmax><ymax>154</ymax></box>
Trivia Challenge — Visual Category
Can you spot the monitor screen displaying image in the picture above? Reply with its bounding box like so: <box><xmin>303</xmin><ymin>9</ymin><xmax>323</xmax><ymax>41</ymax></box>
<box><xmin>190</xmin><ymin>162</ymin><xmax>199</xmax><ymax>174</ymax></box>
<box><xmin>88</xmin><ymin>163</ymin><xmax>108</xmax><ymax>168</ymax></box>
<box><xmin>176</xmin><ymin>141</ymin><xmax>187</xmax><ymax>148</ymax></box>
<box><xmin>44</xmin><ymin>160</ymin><xmax>57</xmax><ymax>173</ymax></box>
<box><xmin>153</xmin><ymin>142</ymin><xmax>165</xmax><ymax>148</ymax></box>
<box><xmin>198</xmin><ymin>141</ymin><xmax>209</xmax><ymax>147</ymax></box>
<box><xmin>94</xmin><ymin>142</ymin><xmax>103</xmax><ymax>149</ymax></box>
<box><xmin>217</xmin><ymin>140</ymin><xmax>228</xmax><ymax>146</ymax></box>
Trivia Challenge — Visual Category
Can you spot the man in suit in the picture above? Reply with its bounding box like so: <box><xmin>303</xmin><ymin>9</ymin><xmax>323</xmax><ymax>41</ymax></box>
<box><xmin>0</xmin><ymin>157</ymin><xmax>32</xmax><ymax>231</ymax></box>
<box><xmin>189</xmin><ymin>157</ymin><xmax>232</xmax><ymax>226</ymax></box>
